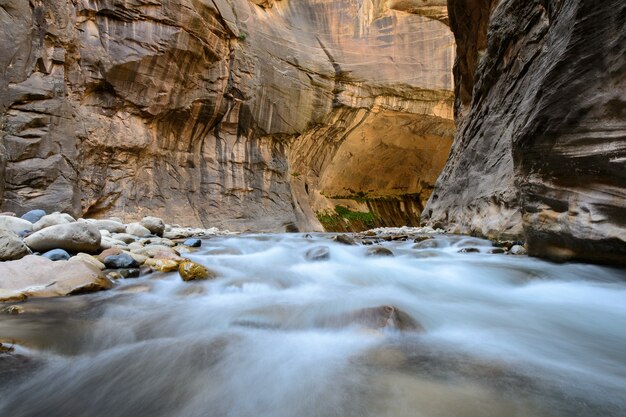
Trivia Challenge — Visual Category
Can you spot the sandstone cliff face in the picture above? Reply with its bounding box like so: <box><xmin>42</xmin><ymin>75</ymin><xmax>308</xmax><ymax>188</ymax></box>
<box><xmin>424</xmin><ymin>0</ymin><xmax>626</xmax><ymax>264</ymax></box>
<box><xmin>0</xmin><ymin>0</ymin><xmax>454</xmax><ymax>231</ymax></box>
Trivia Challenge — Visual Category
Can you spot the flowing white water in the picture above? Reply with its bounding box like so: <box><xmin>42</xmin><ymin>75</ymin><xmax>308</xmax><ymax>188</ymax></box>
<box><xmin>1</xmin><ymin>234</ymin><xmax>625</xmax><ymax>417</ymax></box>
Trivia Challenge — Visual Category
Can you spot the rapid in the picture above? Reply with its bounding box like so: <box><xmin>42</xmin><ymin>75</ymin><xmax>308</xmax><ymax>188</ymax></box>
<box><xmin>1</xmin><ymin>233</ymin><xmax>625</xmax><ymax>417</ymax></box>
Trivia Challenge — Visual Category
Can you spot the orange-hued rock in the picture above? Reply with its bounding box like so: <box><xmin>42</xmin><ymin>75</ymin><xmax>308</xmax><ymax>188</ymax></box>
<box><xmin>0</xmin><ymin>0</ymin><xmax>454</xmax><ymax>232</ymax></box>
<box><xmin>423</xmin><ymin>0</ymin><xmax>626</xmax><ymax>264</ymax></box>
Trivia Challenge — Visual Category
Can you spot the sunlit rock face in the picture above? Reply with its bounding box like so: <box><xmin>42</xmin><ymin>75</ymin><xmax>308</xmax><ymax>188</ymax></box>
<box><xmin>423</xmin><ymin>0</ymin><xmax>626</xmax><ymax>264</ymax></box>
<box><xmin>0</xmin><ymin>0</ymin><xmax>454</xmax><ymax>231</ymax></box>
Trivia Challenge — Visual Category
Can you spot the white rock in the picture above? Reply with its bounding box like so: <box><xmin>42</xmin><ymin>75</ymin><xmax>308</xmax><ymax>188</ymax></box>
<box><xmin>86</xmin><ymin>219</ymin><xmax>126</xmax><ymax>233</ymax></box>
<box><xmin>139</xmin><ymin>237</ymin><xmax>175</xmax><ymax>247</ymax></box>
<box><xmin>140</xmin><ymin>216</ymin><xmax>165</xmax><ymax>236</ymax></box>
<box><xmin>0</xmin><ymin>215</ymin><xmax>33</xmax><ymax>233</ymax></box>
<box><xmin>111</xmin><ymin>233</ymin><xmax>138</xmax><ymax>244</ymax></box>
<box><xmin>509</xmin><ymin>245</ymin><xmax>527</xmax><ymax>255</ymax></box>
<box><xmin>69</xmin><ymin>253</ymin><xmax>106</xmax><ymax>270</ymax></box>
<box><xmin>126</xmin><ymin>222</ymin><xmax>151</xmax><ymax>237</ymax></box>
<box><xmin>33</xmin><ymin>212</ymin><xmax>76</xmax><ymax>231</ymax></box>
<box><xmin>0</xmin><ymin>255</ymin><xmax>112</xmax><ymax>298</ymax></box>
<box><xmin>99</xmin><ymin>236</ymin><xmax>129</xmax><ymax>250</ymax></box>
<box><xmin>163</xmin><ymin>227</ymin><xmax>206</xmax><ymax>239</ymax></box>
<box><xmin>24</xmin><ymin>222</ymin><xmax>101</xmax><ymax>253</ymax></box>
<box><xmin>0</xmin><ymin>230</ymin><xmax>31</xmax><ymax>261</ymax></box>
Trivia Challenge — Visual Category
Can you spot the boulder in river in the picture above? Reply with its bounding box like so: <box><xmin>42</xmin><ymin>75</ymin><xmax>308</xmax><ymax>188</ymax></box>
<box><xmin>332</xmin><ymin>234</ymin><xmax>357</xmax><ymax>245</ymax></box>
<box><xmin>144</xmin><ymin>258</ymin><xmax>180</xmax><ymax>272</ymax></box>
<box><xmin>304</xmin><ymin>246</ymin><xmax>330</xmax><ymax>261</ymax></box>
<box><xmin>0</xmin><ymin>215</ymin><xmax>33</xmax><ymax>234</ymax></box>
<box><xmin>0</xmin><ymin>255</ymin><xmax>113</xmax><ymax>298</ymax></box>
<box><xmin>183</xmin><ymin>238</ymin><xmax>202</xmax><ymax>248</ymax></box>
<box><xmin>140</xmin><ymin>216</ymin><xmax>165</xmax><ymax>236</ymax></box>
<box><xmin>24</xmin><ymin>222</ymin><xmax>101</xmax><ymax>253</ymax></box>
<box><xmin>365</xmin><ymin>247</ymin><xmax>394</xmax><ymax>257</ymax></box>
<box><xmin>320</xmin><ymin>305</ymin><xmax>423</xmax><ymax>332</ymax></box>
<box><xmin>20</xmin><ymin>209</ymin><xmax>46</xmax><ymax>224</ymax></box>
<box><xmin>509</xmin><ymin>245</ymin><xmax>527</xmax><ymax>255</ymax></box>
<box><xmin>178</xmin><ymin>261</ymin><xmax>215</xmax><ymax>281</ymax></box>
<box><xmin>32</xmin><ymin>212</ymin><xmax>75</xmax><ymax>231</ymax></box>
<box><xmin>0</xmin><ymin>230</ymin><xmax>30</xmax><ymax>261</ymax></box>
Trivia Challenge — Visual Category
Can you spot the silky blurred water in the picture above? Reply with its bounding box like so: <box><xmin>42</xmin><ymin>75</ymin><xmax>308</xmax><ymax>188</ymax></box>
<box><xmin>1</xmin><ymin>234</ymin><xmax>625</xmax><ymax>417</ymax></box>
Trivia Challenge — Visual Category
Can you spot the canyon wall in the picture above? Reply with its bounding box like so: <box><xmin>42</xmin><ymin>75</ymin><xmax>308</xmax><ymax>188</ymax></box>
<box><xmin>424</xmin><ymin>0</ymin><xmax>626</xmax><ymax>264</ymax></box>
<box><xmin>0</xmin><ymin>0</ymin><xmax>454</xmax><ymax>231</ymax></box>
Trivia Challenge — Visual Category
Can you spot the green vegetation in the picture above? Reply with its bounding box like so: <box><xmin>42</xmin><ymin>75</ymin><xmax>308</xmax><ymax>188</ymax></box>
<box><xmin>238</xmin><ymin>32</ymin><xmax>247</xmax><ymax>41</ymax></box>
<box><xmin>316</xmin><ymin>205</ymin><xmax>377</xmax><ymax>232</ymax></box>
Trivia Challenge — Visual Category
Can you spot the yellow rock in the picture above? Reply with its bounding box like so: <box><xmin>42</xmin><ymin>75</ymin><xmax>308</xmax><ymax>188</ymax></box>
<box><xmin>144</xmin><ymin>258</ymin><xmax>180</xmax><ymax>272</ymax></box>
<box><xmin>178</xmin><ymin>261</ymin><xmax>215</xmax><ymax>282</ymax></box>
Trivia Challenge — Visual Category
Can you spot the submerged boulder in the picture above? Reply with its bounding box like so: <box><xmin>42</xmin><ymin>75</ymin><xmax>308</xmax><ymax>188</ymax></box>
<box><xmin>365</xmin><ymin>247</ymin><xmax>394</xmax><ymax>257</ymax></box>
<box><xmin>304</xmin><ymin>246</ymin><xmax>330</xmax><ymax>261</ymax></box>
<box><xmin>319</xmin><ymin>305</ymin><xmax>423</xmax><ymax>332</ymax></box>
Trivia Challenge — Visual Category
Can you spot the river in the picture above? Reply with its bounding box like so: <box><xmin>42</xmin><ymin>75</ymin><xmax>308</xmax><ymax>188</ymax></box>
<box><xmin>1</xmin><ymin>233</ymin><xmax>625</xmax><ymax>417</ymax></box>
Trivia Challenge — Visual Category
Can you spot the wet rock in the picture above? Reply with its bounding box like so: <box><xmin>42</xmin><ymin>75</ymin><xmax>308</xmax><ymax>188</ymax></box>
<box><xmin>103</xmin><ymin>253</ymin><xmax>140</xmax><ymax>269</ymax></box>
<box><xmin>458</xmin><ymin>248</ymin><xmax>480</xmax><ymax>254</ymax></box>
<box><xmin>205</xmin><ymin>247</ymin><xmax>243</xmax><ymax>255</ymax></box>
<box><xmin>489</xmin><ymin>248</ymin><xmax>506</xmax><ymax>254</ymax></box>
<box><xmin>178</xmin><ymin>261</ymin><xmax>215</xmax><ymax>281</ymax></box>
<box><xmin>0</xmin><ymin>343</ymin><xmax>15</xmax><ymax>354</ymax></box>
<box><xmin>332</xmin><ymin>234</ymin><xmax>357</xmax><ymax>245</ymax></box>
<box><xmin>126</xmin><ymin>223</ymin><xmax>151</xmax><ymax>237</ymax></box>
<box><xmin>174</xmin><ymin>245</ymin><xmax>196</xmax><ymax>254</ymax></box>
<box><xmin>86</xmin><ymin>219</ymin><xmax>126</xmax><ymax>234</ymax></box>
<box><xmin>0</xmin><ymin>290</ymin><xmax>27</xmax><ymax>303</ymax></box>
<box><xmin>509</xmin><ymin>245</ymin><xmax>527</xmax><ymax>255</ymax></box>
<box><xmin>414</xmin><ymin>235</ymin><xmax>433</xmax><ymax>243</ymax></box>
<box><xmin>97</xmin><ymin>247</ymin><xmax>123</xmax><ymax>263</ymax></box>
<box><xmin>119</xmin><ymin>268</ymin><xmax>141</xmax><ymax>279</ymax></box>
<box><xmin>106</xmin><ymin>271</ymin><xmax>123</xmax><ymax>280</ymax></box>
<box><xmin>305</xmin><ymin>246</ymin><xmax>330</xmax><ymax>261</ymax></box>
<box><xmin>412</xmin><ymin>239</ymin><xmax>442</xmax><ymax>249</ymax></box>
<box><xmin>20</xmin><ymin>209</ymin><xmax>46</xmax><ymax>224</ymax></box>
<box><xmin>0</xmin><ymin>255</ymin><xmax>112</xmax><ymax>298</ymax></box>
<box><xmin>1</xmin><ymin>305</ymin><xmax>24</xmax><ymax>315</ymax></box>
<box><xmin>183</xmin><ymin>238</ymin><xmax>202</xmax><ymax>247</ymax></box>
<box><xmin>41</xmin><ymin>249</ymin><xmax>71</xmax><ymax>261</ymax></box>
<box><xmin>140</xmin><ymin>217</ymin><xmax>165</xmax><ymax>236</ymax></box>
<box><xmin>69</xmin><ymin>253</ymin><xmax>106</xmax><ymax>270</ymax></box>
<box><xmin>0</xmin><ymin>215</ymin><xmax>33</xmax><ymax>234</ymax></box>
<box><xmin>24</xmin><ymin>222</ymin><xmax>101</xmax><ymax>253</ymax></box>
<box><xmin>0</xmin><ymin>230</ymin><xmax>30</xmax><ymax>261</ymax></box>
<box><xmin>144</xmin><ymin>258</ymin><xmax>180</xmax><ymax>272</ymax></box>
<box><xmin>365</xmin><ymin>247</ymin><xmax>394</xmax><ymax>257</ymax></box>
<box><xmin>321</xmin><ymin>305</ymin><xmax>423</xmax><ymax>332</ymax></box>
<box><xmin>32</xmin><ymin>212</ymin><xmax>75</xmax><ymax>232</ymax></box>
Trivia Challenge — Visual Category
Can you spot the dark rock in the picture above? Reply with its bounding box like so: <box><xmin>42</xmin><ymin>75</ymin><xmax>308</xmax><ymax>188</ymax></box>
<box><xmin>414</xmin><ymin>235</ymin><xmax>432</xmax><ymax>243</ymax></box>
<box><xmin>412</xmin><ymin>239</ymin><xmax>442</xmax><ymax>249</ymax></box>
<box><xmin>1</xmin><ymin>305</ymin><xmax>24</xmax><ymax>315</ymax></box>
<box><xmin>458</xmin><ymin>247</ymin><xmax>480</xmax><ymax>254</ymax></box>
<box><xmin>183</xmin><ymin>238</ymin><xmax>202</xmax><ymax>248</ymax></box>
<box><xmin>103</xmin><ymin>253</ymin><xmax>140</xmax><ymax>269</ymax></box>
<box><xmin>20</xmin><ymin>209</ymin><xmax>46</xmax><ymax>223</ymax></box>
<box><xmin>284</xmin><ymin>222</ymin><xmax>299</xmax><ymax>233</ymax></box>
<box><xmin>319</xmin><ymin>305</ymin><xmax>423</xmax><ymax>332</ymax></box>
<box><xmin>119</xmin><ymin>268</ymin><xmax>141</xmax><ymax>279</ymax></box>
<box><xmin>41</xmin><ymin>249</ymin><xmax>71</xmax><ymax>261</ymax></box>
<box><xmin>365</xmin><ymin>247</ymin><xmax>394</xmax><ymax>257</ymax></box>
<box><xmin>489</xmin><ymin>248</ymin><xmax>506</xmax><ymax>254</ymax></box>
<box><xmin>304</xmin><ymin>246</ymin><xmax>330</xmax><ymax>261</ymax></box>
<box><xmin>332</xmin><ymin>234</ymin><xmax>357</xmax><ymax>245</ymax></box>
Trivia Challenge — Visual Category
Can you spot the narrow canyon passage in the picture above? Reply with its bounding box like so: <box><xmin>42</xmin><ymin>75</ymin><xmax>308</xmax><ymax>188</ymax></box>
<box><xmin>1</xmin><ymin>235</ymin><xmax>625</xmax><ymax>417</ymax></box>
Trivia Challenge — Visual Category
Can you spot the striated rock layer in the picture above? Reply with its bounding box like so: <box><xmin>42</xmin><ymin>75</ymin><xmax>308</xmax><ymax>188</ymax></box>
<box><xmin>0</xmin><ymin>0</ymin><xmax>454</xmax><ymax>232</ymax></box>
<box><xmin>423</xmin><ymin>0</ymin><xmax>626</xmax><ymax>264</ymax></box>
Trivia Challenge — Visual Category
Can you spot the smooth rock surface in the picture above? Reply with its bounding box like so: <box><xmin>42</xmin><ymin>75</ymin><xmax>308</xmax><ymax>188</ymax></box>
<box><xmin>24</xmin><ymin>222</ymin><xmax>101</xmax><ymax>253</ymax></box>
<box><xmin>140</xmin><ymin>217</ymin><xmax>165</xmax><ymax>237</ymax></box>
<box><xmin>41</xmin><ymin>249</ymin><xmax>71</xmax><ymax>261</ymax></box>
<box><xmin>20</xmin><ymin>209</ymin><xmax>46</xmax><ymax>224</ymax></box>
<box><xmin>0</xmin><ymin>216</ymin><xmax>32</xmax><ymax>234</ymax></box>
<box><xmin>32</xmin><ymin>213</ymin><xmax>76</xmax><ymax>232</ymax></box>
<box><xmin>103</xmin><ymin>253</ymin><xmax>140</xmax><ymax>269</ymax></box>
<box><xmin>126</xmin><ymin>223</ymin><xmax>151</xmax><ymax>238</ymax></box>
<box><xmin>0</xmin><ymin>256</ymin><xmax>112</xmax><ymax>298</ymax></box>
<box><xmin>0</xmin><ymin>230</ymin><xmax>30</xmax><ymax>261</ymax></box>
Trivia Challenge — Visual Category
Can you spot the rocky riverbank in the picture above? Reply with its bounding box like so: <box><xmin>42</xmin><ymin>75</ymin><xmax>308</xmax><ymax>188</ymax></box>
<box><xmin>0</xmin><ymin>210</ymin><xmax>233</xmax><ymax>302</ymax></box>
<box><xmin>0</xmin><ymin>213</ymin><xmax>530</xmax><ymax>304</ymax></box>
